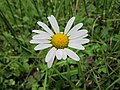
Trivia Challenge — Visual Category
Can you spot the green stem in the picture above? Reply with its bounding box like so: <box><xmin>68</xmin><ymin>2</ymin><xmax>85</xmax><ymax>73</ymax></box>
<box><xmin>6</xmin><ymin>0</ymin><xmax>17</xmax><ymax>24</ymax></box>
<box><xmin>44</xmin><ymin>69</ymin><xmax>48</xmax><ymax>90</ymax></box>
<box><xmin>32</xmin><ymin>0</ymin><xmax>41</xmax><ymax>16</ymax></box>
<box><xmin>106</xmin><ymin>78</ymin><xmax>120</xmax><ymax>90</ymax></box>
<box><xmin>77</xmin><ymin>60</ymin><xmax>86</xmax><ymax>90</ymax></box>
<box><xmin>83</xmin><ymin>0</ymin><xmax>88</xmax><ymax>16</ymax></box>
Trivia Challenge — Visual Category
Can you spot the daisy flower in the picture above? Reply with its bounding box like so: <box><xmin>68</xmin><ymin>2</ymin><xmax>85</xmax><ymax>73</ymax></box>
<box><xmin>30</xmin><ymin>15</ymin><xmax>89</xmax><ymax>68</ymax></box>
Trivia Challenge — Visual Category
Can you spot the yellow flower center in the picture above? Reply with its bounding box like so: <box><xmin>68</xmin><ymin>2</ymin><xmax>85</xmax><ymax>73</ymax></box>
<box><xmin>51</xmin><ymin>33</ymin><xmax>69</xmax><ymax>49</ymax></box>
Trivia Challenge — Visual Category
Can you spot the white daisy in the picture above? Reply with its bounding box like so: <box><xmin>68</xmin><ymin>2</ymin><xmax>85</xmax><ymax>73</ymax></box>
<box><xmin>30</xmin><ymin>15</ymin><xmax>89</xmax><ymax>68</ymax></box>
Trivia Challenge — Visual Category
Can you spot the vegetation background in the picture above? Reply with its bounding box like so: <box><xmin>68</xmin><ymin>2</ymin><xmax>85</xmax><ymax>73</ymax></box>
<box><xmin>0</xmin><ymin>0</ymin><xmax>120</xmax><ymax>90</ymax></box>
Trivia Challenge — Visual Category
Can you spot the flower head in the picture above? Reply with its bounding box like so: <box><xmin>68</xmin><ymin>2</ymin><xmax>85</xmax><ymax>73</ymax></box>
<box><xmin>30</xmin><ymin>15</ymin><xmax>89</xmax><ymax>68</ymax></box>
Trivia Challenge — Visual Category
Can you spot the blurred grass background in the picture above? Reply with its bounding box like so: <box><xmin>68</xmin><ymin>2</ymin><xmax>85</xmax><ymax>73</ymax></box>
<box><xmin>0</xmin><ymin>0</ymin><xmax>120</xmax><ymax>90</ymax></box>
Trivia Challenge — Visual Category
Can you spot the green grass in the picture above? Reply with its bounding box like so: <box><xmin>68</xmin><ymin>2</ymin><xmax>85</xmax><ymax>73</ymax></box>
<box><xmin>0</xmin><ymin>0</ymin><xmax>120</xmax><ymax>90</ymax></box>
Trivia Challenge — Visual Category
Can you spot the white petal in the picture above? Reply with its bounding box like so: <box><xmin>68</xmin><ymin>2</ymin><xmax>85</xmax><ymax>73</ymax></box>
<box><xmin>64</xmin><ymin>48</ymin><xmax>80</xmax><ymax>61</ymax></box>
<box><xmin>45</xmin><ymin>47</ymin><xmax>57</xmax><ymax>62</ymax></box>
<box><xmin>37</xmin><ymin>21</ymin><xmax>54</xmax><ymax>35</ymax></box>
<box><xmin>79</xmin><ymin>39</ymin><xmax>89</xmax><ymax>44</ymax></box>
<box><xmin>32</xmin><ymin>34</ymin><xmax>51</xmax><ymax>39</ymax></box>
<box><xmin>33</xmin><ymin>30</ymin><xmax>51</xmax><ymax>36</ymax></box>
<box><xmin>62</xmin><ymin>49</ymin><xmax>67</xmax><ymax>60</ymax></box>
<box><xmin>70</xmin><ymin>34</ymin><xmax>88</xmax><ymax>41</ymax></box>
<box><xmin>34</xmin><ymin>44</ymin><xmax>52</xmax><ymax>50</ymax></box>
<box><xmin>79</xmin><ymin>34</ymin><xmax>88</xmax><ymax>39</ymax></box>
<box><xmin>55</xmin><ymin>49</ymin><xmax>63</xmax><ymax>60</ymax></box>
<box><xmin>69</xmin><ymin>39</ymin><xmax>89</xmax><ymax>45</ymax></box>
<box><xmin>67</xmin><ymin>23</ymin><xmax>83</xmax><ymax>36</ymax></box>
<box><xmin>64</xmin><ymin>17</ymin><xmax>75</xmax><ymax>34</ymax></box>
<box><xmin>32</xmin><ymin>30</ymin><xmax>47</xmax><ymax>34</ymax></box>
<box><xmin>46</xmin><ymin>47</ymin><xmax>56</xmax><ymax>68</ymax></box>
<box><xmin>68</xmin><ymin>42</ymin><xmax>85</xmax><ymax>50</ymax></box>
<box><xmin>69</xmin><ymin>29</ymin><xmax>88</xmax><ymax>39</ymax></box>
<box><xmin>30</xmin><ymin>39</ymin><xmax>50</xmax><ymax>44</ymax></box>
<box><xmin>48</xmin><ymin>15</ymin><xmax>59</xmax><ymax>33</ymax></box>
<box><xmin>47</xmin><ymin>53</ymin><xmax>56</xmax><ymax>68</ymax></box>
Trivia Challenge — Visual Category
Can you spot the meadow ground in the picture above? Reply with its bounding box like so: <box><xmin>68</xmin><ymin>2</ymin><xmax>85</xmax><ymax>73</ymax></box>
<box><xmin>0</xmin><ymin>0</ymin><xmax>120</xmax><ymax>90</ymax></box>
